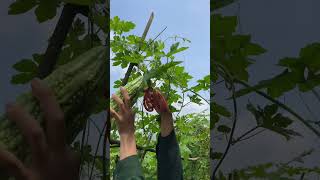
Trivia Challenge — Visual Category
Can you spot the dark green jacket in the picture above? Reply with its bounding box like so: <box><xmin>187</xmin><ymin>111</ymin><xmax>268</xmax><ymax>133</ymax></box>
<box><xmin>113</xmin><ymin>130</ymin><xmax>183</xmax><ymax>180</ymax></box>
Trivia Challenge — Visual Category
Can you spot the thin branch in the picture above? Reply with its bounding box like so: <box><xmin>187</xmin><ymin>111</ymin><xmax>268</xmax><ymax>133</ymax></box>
<box><xmin>176</xmin><ymin>92</ymin><xmax>186</xmax><ymax>117</ymax></box>
<box><xmin>79</xmin><ymin>120</ymin><xmax>88</xmax><ymax>174</ymax></box>
<box><xmin>233</xmin><ymin>129</ymin><xmax>266</xmax><ymax>145</ymax></box>
<box><xmin>89</xmin><ymin>117</ymin><xmax>102</xmax><ymax>134</ymax></box>
<box><xmin>85</xmin><ymin>119</ymin><xmax>91</xmax><ymax>174</ymax></box>
<box><xmin>37</xmin><ymin>4</ymin><xmax>88</xmax><ymax>78</ymax></box>
<box><xmin>184</xmin><ymin>88</ymin><xmax>210</xmax><ymax>104</ymax></box>
<box><xmin>140</xmin><ymin>133</ymin><xmax>153</xmax><ymax>162</ymax></box>
<box><xmin>312</xmin><ymin>89</ymin><xmax>320</xmax><ymax>104</ymax></box>
<box><xmin>213</xmin><ymin>80</ymin><xmax>225</xmax><ymax>86</ymax></box>
<box><xmin>88</xmin><ymin>115</ymin><xmax>108</xmax><ymax>180</ymax></box>
<box><xmin>231</xmin><ymin>126</ymin><xmax>259</xmax><ymax>145</ymax></box>
<box><xmin>234</xmin><ymin>79</ymin><xmax>320</xmax><ymax>138</ymax></box>
<box><xmin>212</xmin><ymin>64</ymin><xmax>238</xmax><ymax>178</ymax></box>
<box><xmin>298</xmin><ymin>92</ymin><xmax>318</xmax><ymax>122</ymax></box>
<box><xmin>103</xmin><ymin>112</ymin><xmax>110</xmax><ymax>180</ymax></box>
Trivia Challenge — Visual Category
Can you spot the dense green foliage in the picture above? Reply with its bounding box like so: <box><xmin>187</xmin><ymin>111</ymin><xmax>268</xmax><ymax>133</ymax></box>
<box><xmin>212</xmin><ymin>1</ymin><xmax>320</xmax><ymax>179</ymax></box>
<box><xmin>6</xmin><ymin>1</ymin><xmax>110</xmax><ymax>179</ymax></box>
<box><xmin>110</xmin><ymin>16</ymin><xmax>210</xmax><ymax>179</ymax></box>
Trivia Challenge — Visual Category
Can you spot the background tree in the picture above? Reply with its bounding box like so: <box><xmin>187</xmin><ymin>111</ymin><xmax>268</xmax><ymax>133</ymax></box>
<box><xmin>212</xmin><ymin>0</ymin><xmax>320</xmax><ymax>179</ymax></box>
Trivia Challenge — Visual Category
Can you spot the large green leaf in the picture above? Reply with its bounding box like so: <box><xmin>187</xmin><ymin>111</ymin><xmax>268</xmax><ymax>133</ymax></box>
<box><xmin>166</xmin><ymin>42</ymin><xmax>189</xmax><ymax>57</ymax></box>
<box><xmin>213</xmin><ymin>14</ymin><xmax>237</xmax><ymax>36</ymax></box>
<box><xmin>11</xmin><ymin>72</ymin><xmax>35</xmax><ymax>84</ymax></box>
<box><xmin>110</xmin><ymin>16</ymin><xmax>135</xmax><ymax>34</ymax></box>
<box><xmin>143</xmin><ymin>61</ymin><xmax>182</xmax><ymax>83</ymax></box>
<box><xmin>234</xmin><ymin>69</ymin><xmax>299</xmax><ymax>98</ymax></box>
<box><xmin>247</xmin><ymin>103</ymin><xmax>301</xmax><ymax>140</ymax></box>
<box><xmin>8</xmin><ymin>0</ymin><xmax>37</xmax><ymax>15</ymax></box>
<box><xmin>35</xmin><ymin>0</ymin><xmax>58</xmax><ymax>23</ymax></box>
<box><xmin>12</xmin><ymin>59</ymin><xmax>38</xmax><ymax>73</ymax></box>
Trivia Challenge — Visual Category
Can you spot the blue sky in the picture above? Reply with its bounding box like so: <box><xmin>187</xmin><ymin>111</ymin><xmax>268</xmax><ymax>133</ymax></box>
<box><xmin>110</xmin><ymin>0</ymin><xmax>210</xmax><ymax>97</ymax></box>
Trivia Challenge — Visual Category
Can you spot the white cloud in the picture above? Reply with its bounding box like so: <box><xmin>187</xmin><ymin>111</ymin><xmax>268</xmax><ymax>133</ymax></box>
<box><xmin>175</xmin><ymin>99</ymin><xmax>209</xmax><ymax>116</ymax></box>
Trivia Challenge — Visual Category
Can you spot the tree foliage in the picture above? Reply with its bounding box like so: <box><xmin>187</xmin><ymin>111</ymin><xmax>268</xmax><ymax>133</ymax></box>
<box><xmin>110</xmin><ymin>16</ymin><xmax>210</xmax><ymax>179</ymax></box>
<box><xmin>212</xmin><ymin>1</ymin><xmax>320</xmax><ymax>179</ymax></box>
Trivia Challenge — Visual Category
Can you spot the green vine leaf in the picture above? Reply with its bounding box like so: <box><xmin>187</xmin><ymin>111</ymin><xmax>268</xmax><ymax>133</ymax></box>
<box><xmin>111</xmin><ymin>16</ymin><xmax>135</xmax><ymax>34</ymax></box>
<box><xmin>8</xmin><ymin>0</ymin><xmax>37</xmax><ymax>15</ymax></box>
<box><xmin>12</xmin><ymin>59</ymin><xmax>38</xmax><ymax>73</ymax></box>
<box><xmin>247</xmin><ymin>103</ymin><xmax>301</xmax><ymax>140</ymax></box>
<box><xmin>11</xmin><ymin>72</ymin><xmax>35</xmax><ymax>84</ymax></box>
<box><xmin>166</xmin><ymin>42</ymin><xmax>189</xmax><ymax>57</ymax></box>
<box><xmin>35</xmin><ymin>0</ymin><xmax>58</xmax><ymax>23</ymax></box>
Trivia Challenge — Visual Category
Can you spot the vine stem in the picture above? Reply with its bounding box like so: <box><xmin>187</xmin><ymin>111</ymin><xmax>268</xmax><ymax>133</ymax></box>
<box><xmin>183</xmin><ymin>88</ymin><xmax>210</xmax><ymax>104</ymax></box>
<box><xmin>231</xmin><ymin>126</ymin><xmax>259</xmax><ymax>145</ymax></box>
<box><xmin>212</xmin><ymin>64</ymin><xmax>238</xmax><ymax>179</ymax></box>
<box><xmin>212</xmin><ymin>87</ymin><xmax>237</xmax><ymax>179</ymax></box>
<box><xmin>311</xmin><ymin>89</ymin><xmax>320</xmax><ymax>103</ymax></box>
<box><xmin>88</xmin><ymin>115</ymin><xmax>109</xmax><ymax>180</ymax></box>
<box><xmin>234</xmin><ymin>79</ymin><xmax>320</xmax><ymax>137</ymax></box>
<box><xmin>233</xmin><ymin>129</ymin><xmax>266</xmax><ymax>145</ymax></box>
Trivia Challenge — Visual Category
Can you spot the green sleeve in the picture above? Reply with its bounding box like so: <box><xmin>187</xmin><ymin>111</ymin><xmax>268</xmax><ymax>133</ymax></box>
<box><xmin>156</xmin><ymin>130</ymin><xmax>183</xmax><ymax>180</ymax></box>
<box><xmin>113</xmin><ymin>155</ymin><xmax>144</xmax><ymax>180</ymax></box>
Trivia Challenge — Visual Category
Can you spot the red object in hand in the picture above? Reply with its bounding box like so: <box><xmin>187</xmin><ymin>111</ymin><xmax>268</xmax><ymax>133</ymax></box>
<box><xmin>143</xmin><ymin>87</ymin><xmax>169</xmax><ymax>113</ymax></box>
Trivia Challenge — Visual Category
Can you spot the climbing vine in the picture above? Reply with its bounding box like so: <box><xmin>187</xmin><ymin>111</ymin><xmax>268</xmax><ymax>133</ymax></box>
<box><xmin>110</xmin><ymin>16</ymin><xmax>210</xmax><ymax>179</ymax></box>
<box><xmin>212</xmin><ymin>1</ymin><xmax>320</xmax><ymax>179</ymax></box>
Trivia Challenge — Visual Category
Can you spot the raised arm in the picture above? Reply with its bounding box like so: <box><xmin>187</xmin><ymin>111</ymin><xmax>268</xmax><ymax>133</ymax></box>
<box><xmin>148</xmin><ymin>89</ymin><xmax>183</xmax><ymax>180</ymax></box>
<box><xmin>110</xmin><ymin>87</ymin><xmax>144</xmax><ymax>180</ymax></box>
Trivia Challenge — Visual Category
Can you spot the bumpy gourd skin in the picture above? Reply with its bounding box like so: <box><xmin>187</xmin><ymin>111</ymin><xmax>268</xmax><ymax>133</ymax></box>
<box><xmin>0</xmin><ymin>46</ymin><xmax>108</xmax><ymax>179</ymax></box>
<box><xmin>110</xmin><ymin>76</ymin><xmax>144</xmax><ymax>112</ymax></box>
<box><xmin>109</xmin><ymin>76</ymin><xmax>144</xmax><ymax>131</ymax></box>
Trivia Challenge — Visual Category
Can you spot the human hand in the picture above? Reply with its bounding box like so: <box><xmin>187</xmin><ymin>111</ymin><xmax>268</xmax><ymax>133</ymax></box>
<box><xmin>143</xmin><ymin>88</ymin><xmax>170</xmax><ymax>115</ymax></box>
<box><xmin>0</xmin><ymin>78</ymin><xmax>80</xmax><ymax>180</ymax></box>
<box><xmin>110</xmin><ymin>87</ymin><xmax>135</xmax><ymax>136</ymax></box>
<box><xmin>143</xmin><ymin>88</ymin><xmax>173</xmax><ymax>137</ymax></box>
<box><xmin>110</xmin><ymin>87</ymin><xmax>137</xmax><ymax>160</ymax></box>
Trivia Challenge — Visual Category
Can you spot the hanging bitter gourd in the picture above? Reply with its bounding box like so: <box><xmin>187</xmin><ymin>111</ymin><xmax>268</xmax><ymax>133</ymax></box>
<box><xmin>0</xmin><ymin>46</ymin><xmax>108</xmax><ymax>177</ymax></box>
<box><xmin>110</xmin><ymin>75</ymin><xmax>144</xmax><ymax>111</ymax></box>
<box><xmin>109</xmin><ymin>75</ymin><xmax>144</xmax><ymax>131</ymax></box>
<box><xmin>109</xmin><ymin>61</ymin><xmax>182</xmax><ymax>131</ymax></box>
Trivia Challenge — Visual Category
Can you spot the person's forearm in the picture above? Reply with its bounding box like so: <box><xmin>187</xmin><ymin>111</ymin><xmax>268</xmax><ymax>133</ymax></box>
<box><xmin>119</xmin><ymin>134</ymin><xmax>137</xmax><ymax>160</ymax></box>
<box><xmin>160</xmin><ymin>112</ymin><xmax>174</xmax><ymax>137</ymax></box>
